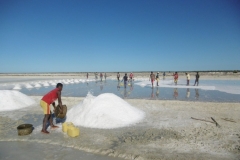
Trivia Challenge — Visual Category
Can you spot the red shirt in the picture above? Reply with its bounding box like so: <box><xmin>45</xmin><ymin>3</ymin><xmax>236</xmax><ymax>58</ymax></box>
<box><xmin>174</xmin><ymin>74</ymin><xmax>178</xmax><ymax>80</ymax></box>
<box><xmin>41</xmin><ymin>88</ymin><xmax>59</xmax><ymax>105</ymax></box>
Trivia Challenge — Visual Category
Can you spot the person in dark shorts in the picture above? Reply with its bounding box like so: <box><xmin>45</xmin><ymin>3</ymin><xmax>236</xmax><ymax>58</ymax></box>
<box><xmin>163</xmin><ymin>72</ymin><xmax>166</xmax><ymax>80</ymax></box>
<box><xmin>194</xmin><ymin>72</ymin><xmax>200</xmax><ymax>86</ymax></box>
<box><xmin>156</xmin><ymin>72</ymin><xmax>159</xmax><ymax>86</ymax></box>
<box><xmin>117</xmin><ymin>72</ymin><xmax>120</xmax><ymax>81</ymax></box>
<box><xmin>122</xmin><ymin>73</ymin><xmax>128</xmax><ymax>88</ymax></box>
<box><xmin>86</xmin><ymin>73</ymin><xmax>88</xmax><ymax>79</ymax></box>
<box><xmin>100</xmin><ymin>73</ymin><xmax>103</xmax><ymax>81</ymax></box>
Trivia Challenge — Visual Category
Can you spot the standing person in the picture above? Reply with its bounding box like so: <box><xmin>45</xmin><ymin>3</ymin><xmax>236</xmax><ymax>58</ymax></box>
<box><xmin>173</xmin><ymin>72</ymin><xmax>178</xmax><ymax>85</ymax></box>
<box><xmin>40</xmin><ymin>83</ymin><xmax>63</xmax><ymax>134</ymax></box>
<box><xmin>156</xmin><ymin>72</ymin><xmax>160</xmax><ymax>86</ymax></box>
<box><xmin>149</xmin><ymin>71</ymin><xmax>155</xmax><ymax>88</ymax></box>
<box><xmin>104</xmin><ymin>73</ymin><xmax>107</xmax><ymax>80</ymax></box>
<box><xmin>100</xmin><ymin>73</ymin><xmax>103</xmax><ymax>81</ymax></box>
<box><xmin>95</xmin><ymin>72</ymin><xmax>98</xmax><ymax>80</ymax></box>
<box><xmin>122</xmin><ymin>73</ymin><xmax>128</xmax><ymax>88</ymax></box>
<box><xmin>185</xmin><ymin>73</ymin><xmax>190</xmax><ymax>86</ymax></box>
<box><xmin>117</xmin><ymin>72</ymin><xmax>120</xmax><ymax>81</ymax></box>
<box><xmin>86</xmin><ymin>73</ymin><xmax>89</xmax><ymax>79</ymax></box>
<box><xmin>129</xmin><ymin>72</ymin><xmax>134</xmax><ymax>82</ymax></box>
<box><xmin>163</xmin><ymin>72</ymin><xmax>166</xmax><ymax>80</ymax></box>
<box><xmin>194</xmin><ymin>72</ymin><xmax>200</xmax><ymax>86</ymax></box>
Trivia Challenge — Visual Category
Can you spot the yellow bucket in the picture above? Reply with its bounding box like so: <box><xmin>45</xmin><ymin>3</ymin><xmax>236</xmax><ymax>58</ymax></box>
<box><xmin>67</xmin><ymin>126</ymin><xmax>80</xmax><ymax>138</ymax></box>
<box><xmin>62</xmin><ymin>122</ymin><xmax>74</xmax><ymax>133</ymax></box>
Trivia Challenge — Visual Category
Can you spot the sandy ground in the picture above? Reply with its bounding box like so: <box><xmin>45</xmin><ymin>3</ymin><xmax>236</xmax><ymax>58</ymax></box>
<box><xmin>0</xmin><ymin>96</ymin><xmax>239</xmax><ymax>160</ymax></box>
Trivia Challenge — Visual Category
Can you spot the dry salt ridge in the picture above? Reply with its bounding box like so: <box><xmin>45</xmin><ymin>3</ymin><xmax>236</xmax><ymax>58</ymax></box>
<box><xmin>0</xmin><ymin>89</ymin><xmax>240</xmax><ymax>160</ymax></box>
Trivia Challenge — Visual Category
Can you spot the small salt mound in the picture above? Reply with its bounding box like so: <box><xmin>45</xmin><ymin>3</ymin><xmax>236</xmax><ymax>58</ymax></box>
<box><xmin>13</xmin><ymin>84</ymin><xmax>22</xmax><ymax>90</ymax></box>
<box><xmin>67</xmin><ymin>93</ymin><xmax>145</xmax><ymax>129</ymax></box>
<box><xmin>25</xmin><ymin>83</ymin><xmax>33</xmax><ymax>89</ymax></box>
<box><xmin>0</xmin><ymin>90</ymin><xmax>36</xmax><ymax>111</ymax></box>
<box><xmin>34</xmin><ymin>83</ymin><xmax>42</xmax><ymax>88</ymax></box>
<box><xmin>43</xmin><ymin>82</ymin><xmax>49</xmax><ymax>87</ymax></box>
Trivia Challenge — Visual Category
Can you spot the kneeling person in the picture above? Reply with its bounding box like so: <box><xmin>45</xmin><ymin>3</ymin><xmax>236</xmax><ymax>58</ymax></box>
<box><xmin>40</xmin><ymin>83</ymin><xmax>63</xmax><ymax>134</ymax></box>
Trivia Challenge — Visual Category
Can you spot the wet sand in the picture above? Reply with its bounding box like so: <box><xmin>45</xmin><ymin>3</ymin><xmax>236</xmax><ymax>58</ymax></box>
<box><xmin>0</xmin><ymin>96</ymin><xmax>239</xmax><ymax>160</ymax></box>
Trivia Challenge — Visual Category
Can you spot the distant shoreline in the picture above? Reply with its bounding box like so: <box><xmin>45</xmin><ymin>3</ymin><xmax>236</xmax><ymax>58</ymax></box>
<box><xmin>0</xmin><ymin>72</ymin><xmax>239</xmax><ymax>81</ymax></box>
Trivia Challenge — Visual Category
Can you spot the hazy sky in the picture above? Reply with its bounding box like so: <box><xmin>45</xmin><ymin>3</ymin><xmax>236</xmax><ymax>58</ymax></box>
<box><xmin>0</xmin><ymin>0</ymin><xmax>239</xmax><ymax>73</ymax></box>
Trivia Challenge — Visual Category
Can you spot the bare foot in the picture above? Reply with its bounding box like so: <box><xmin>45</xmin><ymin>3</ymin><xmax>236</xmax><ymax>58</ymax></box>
<box><xmin>41</xmin><ymin>130</ymin><xmax>49</xmax><ymax>134</ymax></box>
<box><xmin>51</xmin><ymin>125</ymin><xmax>59</xmax><ymax>129</ymax></box>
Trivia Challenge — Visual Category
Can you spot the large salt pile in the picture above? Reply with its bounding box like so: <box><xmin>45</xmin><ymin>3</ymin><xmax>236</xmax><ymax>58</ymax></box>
<box><xmin>0</xmin><ymin>90</ymin><xmax>36</xmax><ymax>111</ymax></box>
<box><xmin>67</xmin><ymin>93</ymin><xmax>145</xmax><ymax>129</ymax></box>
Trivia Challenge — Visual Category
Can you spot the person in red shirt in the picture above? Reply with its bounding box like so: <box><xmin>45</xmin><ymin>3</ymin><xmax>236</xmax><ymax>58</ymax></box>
<box><xmin>173</xmin><ymin>72</ymin><xmax>178</xmax><ymax>85</ymax></box>
<box><xmin>129</xmin><ymin>72</ymin><xmax>134</xmax><ymax>81</ymax></box>
<box><xmin>40</xmin><ymin>83</ymin><xmax>63</xmax><ymax>134</ymax></box>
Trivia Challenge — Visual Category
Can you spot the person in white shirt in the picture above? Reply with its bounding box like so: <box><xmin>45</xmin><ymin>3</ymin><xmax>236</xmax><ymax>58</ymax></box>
<box><xmin>185</xmin><ymin>73</ymin><xmax>190</xmax><ymax>86</ymax></box>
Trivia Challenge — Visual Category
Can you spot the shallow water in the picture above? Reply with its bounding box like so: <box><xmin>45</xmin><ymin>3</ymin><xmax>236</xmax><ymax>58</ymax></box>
<box><xmin>0</xmin><ymin>78</ymin><xmax>239</xmax><ymax>102</ymax></box>
<box><xmin>18</xmin><ymin>80</ymin><xmax>240</xmax><ymax>102</ymax></box>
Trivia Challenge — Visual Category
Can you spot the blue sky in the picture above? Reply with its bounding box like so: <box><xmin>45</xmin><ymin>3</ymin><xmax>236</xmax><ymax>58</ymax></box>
<box><xmin>0</xmin><ymin>0</ymin><xmax>239</xmax><ymax>73</ymax></box>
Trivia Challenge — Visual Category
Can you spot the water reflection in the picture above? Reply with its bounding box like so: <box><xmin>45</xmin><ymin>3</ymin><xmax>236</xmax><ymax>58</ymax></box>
<box><xmin>186</xmin><ymin>88</ymin><xmax>190</xmax><ymax>99</ymax></box>
<box><xmin>15</xmin><ymin>80</ymin><xmax>240</xmax><ymax>102</ymax></box>
<box><xmin>173</xmin><ymin>88</ymin><xmax>178</xmax><ymax>99</ymax></box>
<box><xmin>118</xmin><ymin>81</ymin><xmax>134</xmax><ymax>98</ymax></box>
<box><xmin>195</xmin><ymin>89</ymin><xmax>199</xmax><ymax>100</ymax></box>
<box><xmin>156</xmin><ymin>87</ymin><xmax>160</xmax><ymax>98</ymax></box>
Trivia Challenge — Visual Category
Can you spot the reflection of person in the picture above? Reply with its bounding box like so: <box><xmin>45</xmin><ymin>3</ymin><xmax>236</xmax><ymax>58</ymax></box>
<box><xmin>149</xmin><ymin>71</ymin><xmax>155</xmax><ymax>88</ymax></box>
<box><xmin>151</xmin><ymin>88</ymin><xmax>154</xmax><ymax>99</ymax></box>
<box><xmin>186</xmin><ymin>88</ymin><xmax>190</xmax><ymax>98</ymax></box>
<box><xmin>117</xmin><ymin>72</ymin><xmax>120</xmax><ymax>81</ymax></box>
<box><xmin>173</xmin><ymin>72</ymin><xmax>178</xmax><ymax>85</ymax></box>
<box><xmin>156</xmin><ymin>87</ymin><xmax>159</xmax><ymax>98</ymax></box>
<box><xmin>122</xmin><ymin>73</ymin><xmax>128</xmax><ymax>88</ymax></box>
<box><xmin>100</xmin><ymin>83</ymin><xmax>103</xmax><ymax>90</ymax></box>
<box><xmin>156</xmin><ymin>72</ymin><xmax>159</xmax><ymax>86</ymax></box>
<box><xmin>130</xmin><ymin>82</ymin><xmax>133</xmax><ymax>91</ymax></box>
<box><xmin>194</xmin><ymin>72</ymin><xmax>200</xmax><ymax>86</ymax></box>
<box><xmin>173</xmin><ymin>88</ymin><xmax>178</xmax><ymax>99</ymax></box>
<box><xmin>195</xmin><ymin>89</ymin><xmax>199</xmax><ymax>100</ymax></box>
<box><xmin>163</xmin><ymin>72</ymin><xmax>166</xmax><ymax>80</ymax></box>
<box><xmin>117</xmin><ymin>82</ymin><xmax>120</xmax><ymax>91</ymax></box>
<box><xmin>40</xmin><ymin>83</ymin><xmax>63</xmax><ymax>134</ymax></box>
<box><xmin>185</xmin><ymin>73</ymin><xmax>190</xmax><ymax>86</ymax></box>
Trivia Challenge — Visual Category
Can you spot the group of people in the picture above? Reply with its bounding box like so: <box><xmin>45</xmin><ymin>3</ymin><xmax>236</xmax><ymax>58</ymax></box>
<box><xmin>119</xmin><ymin>71</ymin><xmax>200</xmax><ymax>88</ymax></box>
<box><xmin>173</xmin><ymin>72</ymin><xmax>200</xmax><ymax>86</ymax></box>
<box><xmin>119</xmin><ymin>72</ymin><xmax>134</xmax><ymax>88</ymax></box>
<box><xmin>87</xmin><ymin>72</ymin><xmax>107</xmax><ymax>81</ymax></box>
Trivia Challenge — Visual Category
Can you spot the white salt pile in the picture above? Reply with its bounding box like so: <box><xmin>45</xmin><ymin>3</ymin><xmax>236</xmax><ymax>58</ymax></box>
<box><xmin>43</xmin><ymin>82</ymin><xmax>49</xmax><ymax>87</ymax></box>
<box><xmin>25</xmin><ymin>83</ymin><xmax>33</xmax><ymax>89</ymax></box>
<box><xmin>34</xmin><ymin>83</ymin><xmax>41</xmax><ymax>88</ymax></box>
<box><xmin>67</xmin><ymin>93</ymin><xmax>145</xmax><ymax>129</ymax></box>
<box><xmin>0</xmin><ymin>90</ymin><xmax>36</xmax><ymax>111</ymax></box>
<box><xmin>13</xmin><ymin>84</ymin><xmax>22</xmax><ymax>90</ymax></box>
